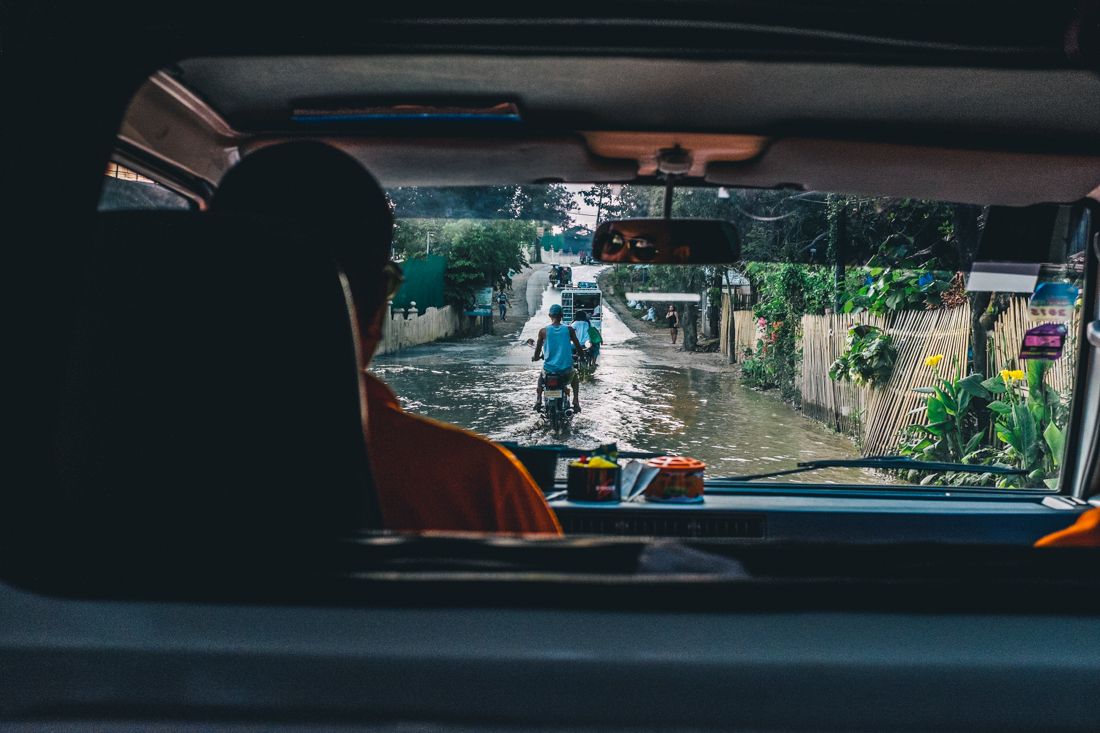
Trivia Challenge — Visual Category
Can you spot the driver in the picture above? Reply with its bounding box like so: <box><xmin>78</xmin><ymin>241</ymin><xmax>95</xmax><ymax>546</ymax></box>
<box><xmin>212</xmin><ymin>141</ymin><xmax>561</xmax><ymax>535</ymax></box>
<box><xmin>533</xmin><ymin>304</ymin><xmax>583</xmax><ymax>414</ymax></box>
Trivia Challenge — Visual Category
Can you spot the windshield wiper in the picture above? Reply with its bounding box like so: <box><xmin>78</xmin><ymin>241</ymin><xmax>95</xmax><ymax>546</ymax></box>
<box><xmin>720</xmin><ymin>455</ymin><xmax>1028</xmax><ymax>482</ymax></box>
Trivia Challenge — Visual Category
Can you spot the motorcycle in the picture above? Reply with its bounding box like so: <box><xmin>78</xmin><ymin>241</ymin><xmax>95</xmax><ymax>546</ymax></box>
<box><xmin>535</xmin><ymin>357</ymin><xmax>574</xmax><ymax>433</ymax></box>
<box><xmin>573</xmin><ymin>344</ymin><xmax>596</xmax><ymax>379</ymax></box>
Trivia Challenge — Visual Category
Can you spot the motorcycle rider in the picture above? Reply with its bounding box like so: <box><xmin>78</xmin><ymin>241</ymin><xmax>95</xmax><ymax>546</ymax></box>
<box><xmin>573</xmin><ymin>310</ymin><xmax>601</xmax><ymax>368</ymax></box>
<box><xmin>571</xmin><ymin>310</ymin><xmax>593</xmax><ymax>367</ymax></box>
<box><xmin>532</xmin><ymin>303</ymin><xmax>584</xmax><ymax>414</ymax></box>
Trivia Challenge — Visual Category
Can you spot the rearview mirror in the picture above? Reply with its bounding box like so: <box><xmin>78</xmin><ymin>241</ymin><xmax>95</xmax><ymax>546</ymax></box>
<box><xmin>592</xmin><ymin>219</ymin><xmax>741</xmax><ymax>264</ymax></box>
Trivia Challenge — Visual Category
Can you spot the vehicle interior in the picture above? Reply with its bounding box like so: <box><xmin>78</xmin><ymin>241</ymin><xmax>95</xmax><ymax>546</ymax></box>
<box><xmin>5</xmin><ymin>1</ymin><xmax>1100</xmax><ymax>730</ymax></box>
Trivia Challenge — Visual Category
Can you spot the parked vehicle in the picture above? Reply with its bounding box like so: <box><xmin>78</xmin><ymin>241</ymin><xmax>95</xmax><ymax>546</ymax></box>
<box><xmin>562</xmin><ymin>284</ymin><xmax>603</xmax><ymax>328</ymax></box>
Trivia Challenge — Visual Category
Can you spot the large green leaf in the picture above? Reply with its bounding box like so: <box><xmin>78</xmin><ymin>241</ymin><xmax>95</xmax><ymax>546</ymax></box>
<box><xmin>986</xmin><ymin>400</ymin><xmax>1013</xmax><ymax>416</ymax></box>
<box><xmin>927</xmin><ymin>397</ymin><xmax>948</xmax><ymax>425</ymax></box>
<box><xmin>956</xmin><ymin>375</ymin><xmax>992</xmax><ymax>400</ymax></box>
<box><xmin>964</xmin><ymin>432</ymin><xmax>984</xmax><ymax>456</ymax></box>
<box><xmin>1044</xmin><ymin>422</ymin><xmax>1065</xmax><ymax>467</ymax></box>
<box><xmin>957</xmin><ymin>390</ymin><xmax>972</xmax><ymax>418</ymax></box>
<box><xmin>1013</xmin><ymin>403</ymin><xmax>1038</xmax><ymax>467</ymax></box>
<box><xmin>981</xmin><ymin>377</ymin><xmax>1007</xmax><ymax>394</ymax></box>
<box><xmin>934</xmin><ymin>388</ymin><xmax>957</xmax><ymax>415</ymax></box>
<box><xmin>922</xmin><ymin>420</ymin><xmax>951</xmax><ymax>437</ymax></box>
<box><xmin>911</xmin><ymin>387</ymin><xmax>937</xmax><ymax>394</ymax></box>
<box><xmin>996</xmin><ymin>428</ymin><xmax>1022</xmax><ymax>454</ymax></box>
<box><xmin>1029</xmin><ymin>400</ymin><xmax>1047</xmax><ymax>428</ymax></box>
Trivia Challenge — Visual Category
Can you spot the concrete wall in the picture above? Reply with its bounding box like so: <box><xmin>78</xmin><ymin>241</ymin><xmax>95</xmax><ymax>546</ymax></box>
<box><xmin>532</xmin><ymin>248</ymin><xmax>582</xmax><ymax>264</ymax></box>
<box><xmin>375</xmin><ymin>304</ymin><xmax>463</xmax><ymax>356</ymax></box>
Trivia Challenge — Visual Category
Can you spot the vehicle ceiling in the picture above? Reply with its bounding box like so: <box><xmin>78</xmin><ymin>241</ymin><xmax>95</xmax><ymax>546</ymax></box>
<box><xmin>176</xmin><ymin>55</ymin><xmax>1100</xmax><ymax>148</ymax></box>
<box><xmin>123</xmin><ymin>51</ymin><xmax>1100</xmax><ymax>206</ymax></box>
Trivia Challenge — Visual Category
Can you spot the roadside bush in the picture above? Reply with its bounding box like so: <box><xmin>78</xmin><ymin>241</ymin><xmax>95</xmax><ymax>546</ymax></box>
<box><xmin>896</xmin><ymin>355</ymin><xmax>1068</xmax><ymax>488</ymax></box>
<box><xmin>828</xmin><ymin>325</ymin><xmax>897</xmax><ymax>389</ymax></box>
<box><xmin>742</xmin><ymin>263</ymin><xmax>834</xmax><ymax>402</ymax></box>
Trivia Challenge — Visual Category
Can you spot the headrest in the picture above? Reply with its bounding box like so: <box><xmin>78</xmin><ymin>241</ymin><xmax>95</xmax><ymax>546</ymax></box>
<box><xmin>212</xmin><ymin>141</ymin><xmax>394</xmax><ymax>292</ymax></box>
<box><xmin>55</xmin><ymin>211</ymin><xmax>377</xmax><ymax>570</ymax></box>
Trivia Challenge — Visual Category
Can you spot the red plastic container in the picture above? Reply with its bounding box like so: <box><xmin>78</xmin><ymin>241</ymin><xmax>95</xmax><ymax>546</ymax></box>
<box><xmin>642</xmin><ymin>456</ymin><xmax>706</xmax><ymax>503</ymax></box>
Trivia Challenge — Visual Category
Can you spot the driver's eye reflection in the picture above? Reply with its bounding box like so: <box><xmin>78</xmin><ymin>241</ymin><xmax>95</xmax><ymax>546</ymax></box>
<box><xmin>605</xmin><ymin>233</ymin><xmax>627</xmax><ymax>253</ymax></box>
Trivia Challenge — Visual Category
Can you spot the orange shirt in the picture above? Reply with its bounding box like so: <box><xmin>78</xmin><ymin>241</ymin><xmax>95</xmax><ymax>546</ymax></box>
<box><xmin>364</xmin><ymin>372</ymin><xmax>562</xmax><ymax>535</ymax></box>
<box><xmin>1035</xmin><ymin>507</ymin><xmax>1100</xmax><ymax>547</ymax></box>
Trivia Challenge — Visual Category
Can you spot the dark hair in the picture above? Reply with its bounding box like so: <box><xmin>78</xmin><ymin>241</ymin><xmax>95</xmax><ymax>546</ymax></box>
<box><xmin>574</xmin><ymin>311</ymin><xmax>589</xmax><ymax>322</ymax></box>
<box><xmin>211</xmin><ymin>141</ymin><xmax>394</xmax><ymax>279</ymax></box>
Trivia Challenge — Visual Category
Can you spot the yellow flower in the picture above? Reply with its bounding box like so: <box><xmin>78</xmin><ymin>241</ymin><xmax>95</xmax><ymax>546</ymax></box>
<box><xmin>1001</xmin><ymin>369</ymin><xmax>1025</xmax><ymax>382</ymax></box>
<box><xmin>1010</xmin><ymin>369</ymin><xmax>1025</xmax><ymax>380</ymax></box>
<box><xmin>924</xmin><ymin>354</ymin><xmax>944</xmax><ymax>368</ymax></box>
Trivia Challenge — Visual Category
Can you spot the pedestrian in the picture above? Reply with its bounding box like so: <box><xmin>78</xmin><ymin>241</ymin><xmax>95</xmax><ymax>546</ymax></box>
<box><xmin>497</xmin><ymin>290</ymin><xmax>509</xmax><ymax>321</ymax></box>
<box><xmin>667</xmin><ymin>304</ymin><xmax>679</xmax><ymax>344</ymax></box>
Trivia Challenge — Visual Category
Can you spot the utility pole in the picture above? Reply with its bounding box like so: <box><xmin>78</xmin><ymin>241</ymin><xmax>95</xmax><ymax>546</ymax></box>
<box><xmin>426</xmin><ymin>231</ymin><xmax>432</xmax><ymax>256</ymax></box>
<box><xmin>834</xmin><ymin>207</ymin><xmax>847</xmax><ymax>312</ymax></box>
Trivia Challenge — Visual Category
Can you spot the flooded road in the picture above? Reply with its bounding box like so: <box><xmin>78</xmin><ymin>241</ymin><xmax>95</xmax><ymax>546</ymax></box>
<box><xmin>372</xmin><ymin>265</ymin><xmax>873</xmax><ymax>484</ymax></box>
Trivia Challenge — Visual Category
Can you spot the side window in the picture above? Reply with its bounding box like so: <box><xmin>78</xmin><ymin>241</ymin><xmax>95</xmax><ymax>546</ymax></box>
<box><xmin>99</xmin><ymin>163</ymin><xmax>192</xmax><ymax>211</ymax></box>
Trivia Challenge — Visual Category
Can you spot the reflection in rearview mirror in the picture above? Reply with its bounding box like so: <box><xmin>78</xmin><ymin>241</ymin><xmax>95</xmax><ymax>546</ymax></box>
<box><xmin>592</xmin><ymin>219</ymin><xmax>741</xmax><ymax>265</ymax></box>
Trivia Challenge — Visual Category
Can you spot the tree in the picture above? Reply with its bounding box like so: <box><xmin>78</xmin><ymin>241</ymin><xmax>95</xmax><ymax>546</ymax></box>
<box><xmin>388</xmin><ymin>184</ymin><xmax>576</xmax><ymax>225</ymax></box>
<box><xmin>516</xmin><ymin>184</ymin><xmax>578</xmax><ymax>226</ymax></box>
<box><xmin>432</xmin><ymin>220</ymin><xmax>533</xmax><ymax>307</ymax></box>
<box><xmin>582</xmin><ymin>185</ymin><xmax>614</xmax><ymax>227</ymax></box>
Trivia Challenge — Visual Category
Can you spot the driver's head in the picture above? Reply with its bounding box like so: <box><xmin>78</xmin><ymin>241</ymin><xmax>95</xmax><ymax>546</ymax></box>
<box><xmin>211</xmin><ymin>142</ymin><xmax>398</xmax><ymax>347</ymax></box>
<box><xmin>549</xmin><ymin>304</ymin><xmax>563</xmax><ymax>323</ymax></box>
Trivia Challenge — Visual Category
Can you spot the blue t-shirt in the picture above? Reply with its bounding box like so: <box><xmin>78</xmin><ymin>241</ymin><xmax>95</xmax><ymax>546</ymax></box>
<box><xmin>543</xmin><ymin>323</ymin><xmax>574</xmax><ymax>372</ymax></box>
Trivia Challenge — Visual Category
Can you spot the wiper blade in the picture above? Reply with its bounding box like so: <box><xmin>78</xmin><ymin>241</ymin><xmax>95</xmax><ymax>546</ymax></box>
<box><xmin>720</xmin><ymin>455</ymin><xmax>1028</xmax><ymax>482</ymax></box>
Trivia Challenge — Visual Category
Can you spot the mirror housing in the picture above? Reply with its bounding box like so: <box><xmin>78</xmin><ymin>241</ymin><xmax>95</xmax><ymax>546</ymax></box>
<box><xmin>592</xmin><ymin>219</ymin><xmax>741</xmax><ymax>265</ymax></box>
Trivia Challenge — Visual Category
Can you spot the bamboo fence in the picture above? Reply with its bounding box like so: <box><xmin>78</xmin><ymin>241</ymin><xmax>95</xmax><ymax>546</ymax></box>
<box><xmin>860</xmin><ymin>306</ymin><xmax>973</xmax><ymax>457</ymax></box>
<box><xmin>800</xmin><ymin>306</ymin><xmax>972</xmax><ymax>456</ymax></box>
<box><xmin>989</xmin><ymin>296</ymin><xmax>1080</xmax><ymax>395</ymax></box>
<box><xmin>719</xmin><ymin>292</ymin><xmax>760</xmax><ymax>363</ymax></box>
<box><xmin>799</xmin><ymin>312</ymin><xmax>886</xmax><ymax>436</ymax></box>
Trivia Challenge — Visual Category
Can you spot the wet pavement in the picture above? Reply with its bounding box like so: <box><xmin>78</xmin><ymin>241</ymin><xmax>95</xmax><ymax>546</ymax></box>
<box><xmin>371</xmin><ymin>265</ymin><xmax>875</xmax><ymax>484</ymax></box>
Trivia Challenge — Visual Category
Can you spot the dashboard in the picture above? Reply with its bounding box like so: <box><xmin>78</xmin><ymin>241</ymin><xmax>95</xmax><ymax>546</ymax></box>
<box><xmin>550</xmin><ymin>492</ymin><xmax>1082</xmax><ymax>544</ymax></box>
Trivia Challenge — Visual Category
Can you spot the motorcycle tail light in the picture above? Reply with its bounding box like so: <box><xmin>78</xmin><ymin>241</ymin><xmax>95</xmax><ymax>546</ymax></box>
<box><xmin>546</xmin><ymin>377</ymin><xmax>560</xmax><ymax>387</ymax></box>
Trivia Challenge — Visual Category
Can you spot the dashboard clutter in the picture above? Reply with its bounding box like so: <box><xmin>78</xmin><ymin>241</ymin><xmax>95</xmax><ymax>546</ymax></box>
<box><xmin>642</xmin><ymin>456</ymin><xmax>706</xmax><ymax>503</ymax></box>
<box><xmin>567</xmin><ymin>444</ymin><xmax>621</xmax><ymax>502</ymax></box>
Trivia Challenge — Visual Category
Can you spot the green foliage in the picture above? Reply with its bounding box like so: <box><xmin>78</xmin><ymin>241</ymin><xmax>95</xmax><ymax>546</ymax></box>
<box><xmin>741</xmin><ymin>262</ymin><xmax>832</xmax><ymax>402</ymax></box>
<box><xmin>388</xmin><ymin>184</ymin><xmax>577</xmax><ymax>225</ymax></box>
<box><xmin>395</xmin><ymin>219</ymin><xmax>531</xmax><ymax>307</ymax></box>
<box><xmin>840</xmin><ymin>238</ymin><xmax>953</xmax><ymax>315</ymax></box>
<box><xmin>828</xmin><ymin>325</ymin><xmax>897</xmax><ymax>388</ymax></box>
<box><xmin>896</xmin><ymin>358</ymin><xmax>1069</xmax><ymax>488</ymax></box>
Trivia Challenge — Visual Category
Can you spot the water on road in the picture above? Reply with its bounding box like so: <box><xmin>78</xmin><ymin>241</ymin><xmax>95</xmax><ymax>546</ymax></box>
<box><xmin>372</xmin><ymin>265</ymin><xmax>872</xmax><ymax>484</ymax></box>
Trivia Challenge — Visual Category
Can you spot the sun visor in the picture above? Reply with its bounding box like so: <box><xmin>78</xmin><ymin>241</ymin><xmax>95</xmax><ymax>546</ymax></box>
<box><xmin>706</xmin><ymin>138</ymin><xmax>1100</xmax><ymax>206</ymax></box>
<box><xmin>239</xmin><ymin>135</ymin><xmax>637</xmax><ymax>186</ymax></box>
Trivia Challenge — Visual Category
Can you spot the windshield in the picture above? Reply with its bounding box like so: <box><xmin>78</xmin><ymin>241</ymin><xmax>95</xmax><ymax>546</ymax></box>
<box><xmin>374</xmin><ymin>184</ymin><xmax>1088</xmax><ymax>489</ymax></box>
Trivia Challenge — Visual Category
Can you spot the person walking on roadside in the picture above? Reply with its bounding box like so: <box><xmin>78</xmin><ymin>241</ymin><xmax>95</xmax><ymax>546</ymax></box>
<box><xmin>667</xmin><ymin>304</ymin><xmax>680</xmax><ymax>344</ymax></box>
<box><xmin>497</xmin><ymin>290</ymin><xmax>509</xmax><ymax>321</ymax></box>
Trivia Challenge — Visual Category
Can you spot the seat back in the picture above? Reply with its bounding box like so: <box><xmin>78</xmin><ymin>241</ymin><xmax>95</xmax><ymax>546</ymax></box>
<box><xmin>55</xmin><ymin>211</ymin><xmax>381</xmax><ymax>574</ymax></box>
